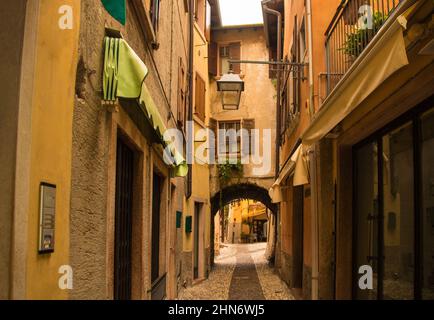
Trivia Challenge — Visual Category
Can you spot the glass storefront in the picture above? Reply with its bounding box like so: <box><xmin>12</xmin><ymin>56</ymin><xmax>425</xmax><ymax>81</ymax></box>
<box><xmin>421</xmin><ymin>108</ymin><xmax>434</xmax><ymax>300</ymax></box>
<box><xmin>353</xmin><ymin>99</ymin><xmax>434</xmax><ymax>300</ymax></box>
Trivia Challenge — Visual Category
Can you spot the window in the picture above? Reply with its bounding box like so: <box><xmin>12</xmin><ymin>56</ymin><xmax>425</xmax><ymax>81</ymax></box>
<box><xmin>279</xmin><ymin>16</ymin><xmax>302</xmax><ymax>137</ymax></box>
<box><xmin>209</xmin><ymin>42</ymin><xmax>218</xmax><ymax>76</ymax></box>
<box><xmin>219</xmin><ymin>42</ymin><xmax>241</xmax><ymax>75</ymax></box>
<box><xmin>194</xmin><ymin>0</ymin><xmax>211</xmax><ymax>40</ymax></box>
<box><xmin>299</xmin><ymin>17</ymin><xmax>306</xmax><ymax>61</ymax></box>
<box><xmin>177</xmin><ymin>58</ymin><xmax>186</xmax><ymax>129</ymax></box>
<box><xmin>149</xmin><ymin>0</ymin><xmax>161</xmax><ymax>33</ymax></box>
<box><xmin>195</xmin><ymin>0</ymin><xmax>205</xmax><ymax>31</ymax></box>
<box><xmin>218</xmin><ymin>121</ymin><xmax>241</xmax><ymax>156</ymax></box>
<box><xmin>217</xmin><ymin>119</ymin><xmax>255</xmax><ymax>157</ymax></box>
<box><xmin>292</xmin><ymin>15</ymin><xmax>301</xmax><ymax>114</ymax></box>
<box><xmin>194</xmin><ymin>73</ymin><xmax>206</xmax><ymax>122</ymax></box>
<box><xmin>353</xmin><ymin>99</ymin><xmax>434</xmax><ymax>300</ymax></box>
<box><xmin>421</xmin><ymin>108</ymin><xmax>434</xmax><ymax>300</ymax></box>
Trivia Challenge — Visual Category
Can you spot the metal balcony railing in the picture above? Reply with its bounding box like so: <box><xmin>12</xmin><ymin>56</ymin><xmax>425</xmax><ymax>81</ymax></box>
<box><xmin>325</xmin><ymin>0</ymin><xmax>402</xmax><ymax>97</ymax></box>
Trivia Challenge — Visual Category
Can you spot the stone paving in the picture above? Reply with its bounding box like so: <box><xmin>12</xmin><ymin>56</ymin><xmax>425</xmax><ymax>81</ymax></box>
<box><xmin>178</xmin><ymin>243</ymin><xmax>294</xmax><ymax>300</ymax></box>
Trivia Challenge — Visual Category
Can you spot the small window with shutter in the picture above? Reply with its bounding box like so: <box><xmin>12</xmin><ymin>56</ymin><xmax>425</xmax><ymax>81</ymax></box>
<box><xmin>219</xmin><ymin>42</ymin><xmax>241</xmax><ymax>76</ymax></box>
<box><xmin>209</xmin><ymin>42</ymin><xmax>218</xmax><ymax>76</ymax></box>
<box><xmin>218</xmin><ymin>121</ymin><xmax>241</xmax><ymax>156</ymax></box>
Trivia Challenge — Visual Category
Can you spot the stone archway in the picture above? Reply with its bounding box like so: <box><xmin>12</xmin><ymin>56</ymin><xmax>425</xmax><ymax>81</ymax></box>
<box><xmin>210</xmin><ymin>183</ymin><xmax>277</xmax><ymax>267</ymax></box>
<box><xmin>211</xmin><ymin>183</ymin><xmax>277</xmax><ymax>216</ymax></box>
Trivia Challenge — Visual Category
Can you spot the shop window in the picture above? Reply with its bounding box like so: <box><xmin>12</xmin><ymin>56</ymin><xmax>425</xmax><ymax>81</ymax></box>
<box><xmin>421</xmin><ymin>108</ymin><xmax>434</xmax><ymax>300</ymax></box>
<box><xmin>353</xmin><ymin>99</ymin><xmax>434</xmax><ymax>300</ymax></box>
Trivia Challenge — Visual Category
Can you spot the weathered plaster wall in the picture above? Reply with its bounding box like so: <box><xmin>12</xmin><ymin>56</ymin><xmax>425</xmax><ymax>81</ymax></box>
<box><xmin>208</xmin><ymin>26</ymin><xmax>276</xmax><ymax>200</ymax></box>
<box><xmin>181</xmin><ymin>21</ymin><xmax>212</xmax><ymax>288</ymax></box>
<box><xmin>24</xmin><ymin>0</ymin><xmax>80</xmax><ymax>299</ymax></box>
<box><xmin>70</xmin><ymin>0</ymin><xmax>188</xmax><ymax>299</ymax></box>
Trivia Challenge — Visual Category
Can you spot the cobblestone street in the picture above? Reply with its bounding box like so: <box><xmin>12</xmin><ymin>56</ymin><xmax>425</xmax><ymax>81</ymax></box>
<box><xmin>178</xmin><ymin>243</ymin><xmax>295</xmax><ymax>300</ymax></box>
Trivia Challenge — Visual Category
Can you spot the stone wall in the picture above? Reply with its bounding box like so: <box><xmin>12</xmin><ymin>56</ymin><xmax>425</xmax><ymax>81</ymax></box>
<box><xmin>70</xmin><ymin>0</ymin><xmax>188</xmax><ymax>299</ymax></box>
<box><xmin>280</xmin><ymin>251</ymin><xmax>293</xmax><ymax>287</ymax></box>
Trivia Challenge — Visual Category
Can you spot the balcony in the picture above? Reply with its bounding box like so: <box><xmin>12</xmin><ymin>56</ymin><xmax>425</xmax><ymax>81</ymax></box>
<box><xmin>324</xmin><ymin>0</ymin><xmax>403</xmax><ymax>97</ymax></box>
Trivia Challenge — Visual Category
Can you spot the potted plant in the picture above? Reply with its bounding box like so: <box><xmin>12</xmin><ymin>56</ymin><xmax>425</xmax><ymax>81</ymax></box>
<box><xmin>340</xmin><ymin>12</ymin><xmax>388</xmax><ymax>60</ymax></box>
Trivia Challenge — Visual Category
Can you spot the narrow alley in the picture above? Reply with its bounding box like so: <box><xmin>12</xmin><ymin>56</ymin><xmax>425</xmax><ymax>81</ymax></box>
<box><xmin>1</xmin><ymin>0</ymin><xmax>434</xmax><ymax>304</ymax></box>
<box><xmin>179</xmin><ymin>243</ymin><xmax>294</xmax><ymax>300</ymax></box>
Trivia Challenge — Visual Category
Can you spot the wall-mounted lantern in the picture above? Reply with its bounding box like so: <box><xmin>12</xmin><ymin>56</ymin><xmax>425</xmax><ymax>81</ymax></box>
<box><xmin>217</xmin><ymin>71</ymin><xmax>245</xmax><ymax>110</ymax></box>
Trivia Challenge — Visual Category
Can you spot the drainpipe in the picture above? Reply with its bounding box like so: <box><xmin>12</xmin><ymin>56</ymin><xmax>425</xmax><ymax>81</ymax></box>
<box><xmin>306</xmin><ymin>0</ymin><xmax>319</xmax><ymax>300</ymax></box>
<box><xmin>309</xmin><ymin>144</ymin><xmax>319</xmax><ymax>300</ymax></box>
<box><xmin>306</xmin><ymin>0</ymin><xmax>315</xmax><ymax>118</ymax></box>
<box><xmin>186</xmin><ymin>0</ymin><xmax>194</xmax><ymax>199</ymax></box>
<box><xmin>262</xmin><ymin>1</ymin><xmax>282</xmax><ymax>179</ymax></box>
<box><xmin>262</xmin><ymin>0</ymin><xmax>282</xmax><ymax>266</ymax></box>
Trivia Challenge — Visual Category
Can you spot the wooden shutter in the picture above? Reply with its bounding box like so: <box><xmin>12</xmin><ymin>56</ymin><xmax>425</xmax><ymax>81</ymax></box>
<box><xmin>195</xmin><ymin>73</ymin><xmax>206</xmax><ymax>122</ymax></box>
<box><xmin>205</xmin><ymin>1</ymin><xmax>211</xmax><ymax>42</ymax></box>
<box><xmin>229</xmin><ymin>42</ymin><xmax>241</xmax><ymax>74</ymax></box>
<box><xmin>177</xmin><ymin>58</ymin><xmax>186</xmax><ymax>128</ymax></box>
<box><xmin>194</xmin><ymin>0</ymin><xmax>199</xmax><ymax>20</ymax></box>
<box><xmin>292</xmin><ymin>15</ymin><xmax>300</xmax><ymax>113</ymax></box>
<box><xmin>242</xmin><ymin>119</ymin><xmax>255</xmax><ymax>155</ymax></box>
<box><xmin>218</xmin><ymin>122</ymin><xmax>225</xmax><ymax>155</ymax></box>
<box><xmin>208</xmin><ymin>118</ymin><xmax>217</xmax><ymax>162</ymax></box>
<box><xmin>208</xmin><ymin>42</ymin><xmax>218</xmax><ymax>76</ymax></box>
<box><xmin>196</xmin><ymin>0</ymin><xmax>205</xmax><ymax>33</ymax></box>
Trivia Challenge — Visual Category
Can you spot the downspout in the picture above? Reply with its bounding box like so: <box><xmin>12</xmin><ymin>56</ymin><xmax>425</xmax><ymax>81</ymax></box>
<box><xmin>306</xmin><ymin>0</ymin><xmax>314</xmax><ymax>118</ymax></box>
<box><xmin>306</xmin><ymin>0</ymin><xmax>319</xmax><ymax>300</ymax></box>
<box><xmin>262</xmin><ymin>4</ymin><xmax>282</xmax><ymax>180</ymax></box>
<box><xmin>186</xmin><ymin>0</ymin><xmax>194</xmax><ymax>199</ymax></box>
<box><xmin>262</xmin><ymin>1</ymin><xmax>282</xmax><ymax>266</ymax></box>
<box><xmin>309</xmin><ymin>145</ymin><xmax>319</xmax><ymax>300</ymax></box>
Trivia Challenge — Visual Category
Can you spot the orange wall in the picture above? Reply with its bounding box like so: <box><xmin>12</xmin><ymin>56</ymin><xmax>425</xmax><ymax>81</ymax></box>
<box><xmin>279</xmin><ymin>0</ymin><xmax>340</xmax><ymax>270</ymax></box>
<box><xmin>281</xmin><ymin>0</ymin><xmax>340</xmax><ymax>159</ymax></box>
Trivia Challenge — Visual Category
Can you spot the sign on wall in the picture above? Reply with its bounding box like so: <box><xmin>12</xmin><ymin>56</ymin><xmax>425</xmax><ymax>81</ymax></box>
<box><xmin>38</xmin><ymin>183</ymin><xmax>56</xmax><ymax>253</ymax></box>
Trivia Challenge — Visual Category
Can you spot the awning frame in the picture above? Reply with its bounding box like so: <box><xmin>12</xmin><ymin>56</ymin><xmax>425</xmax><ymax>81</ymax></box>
<box><xmin>302</xmin><ymin>0</ymin><xmax>417</xmax><ymax>145</ymax></box>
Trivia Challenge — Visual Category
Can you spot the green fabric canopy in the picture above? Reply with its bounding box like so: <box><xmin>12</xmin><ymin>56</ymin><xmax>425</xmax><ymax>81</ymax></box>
<box><xmin>101</xmin><ymin>0</ymin><xmax>126</xmax><ymax>25</ymax></box>
<box><xmin>103</xmin><ymin>37</ymin><xmax>188</xmax><ymax>177</ymax></box>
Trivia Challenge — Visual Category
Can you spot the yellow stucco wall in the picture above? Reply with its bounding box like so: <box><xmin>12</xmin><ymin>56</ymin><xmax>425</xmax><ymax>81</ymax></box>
<box><xmin>183</xmin><ymin>24</ymin><xmax>211</xmax><ymax>252</ymax></box>
<box><xmin>26</xmin><ymin>0</ymin><xmax>80</xmax><ymax>299</ymax></box>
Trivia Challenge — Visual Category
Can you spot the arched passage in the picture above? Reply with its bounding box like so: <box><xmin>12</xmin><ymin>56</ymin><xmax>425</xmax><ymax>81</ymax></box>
<box><xmin>211</xmin><ymin>183</ymin><xmax>277</xmax><ymax>216</ymax></box>
<box><xmin>210</xmin><ymin>184</ymin><xmax>277</xmax><ymax>267</ymax></box>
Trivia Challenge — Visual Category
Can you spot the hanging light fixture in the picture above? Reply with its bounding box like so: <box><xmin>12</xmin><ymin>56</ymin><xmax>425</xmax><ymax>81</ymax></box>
<box><xmin>217</xmin><ymin>71</ymin><xmax>245</xmax><ymax>110</ymax></box>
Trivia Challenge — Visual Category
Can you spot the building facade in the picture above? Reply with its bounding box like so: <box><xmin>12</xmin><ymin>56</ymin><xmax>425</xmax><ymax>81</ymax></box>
<box><xmin>0</xmin><ymin>0</ymin><xmax>213</xmax><ymax>300</ymax></box>
<box><xmin>267</xmin><ymin>0</ymin><xmax>434</xmax><ymax>300</ymax></box>
<box><xmin>0</xmin><ymin>0</ymin><xmax>80</xmax><ymax>299</ymax></box>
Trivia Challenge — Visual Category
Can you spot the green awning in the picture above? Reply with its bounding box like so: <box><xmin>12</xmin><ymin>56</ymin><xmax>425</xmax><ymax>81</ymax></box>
<box><xmin>103</xmin><ymin>37</ymin><xmax>188</xmax><ymax>177</ymax></box>
<box><xmin>101</xmin><ymin>0</ymin><xmax>126</xmax><ymax>25</ymax></box>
